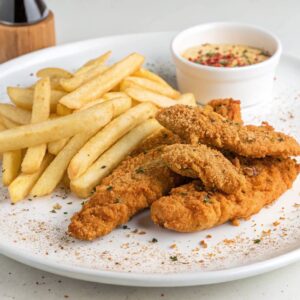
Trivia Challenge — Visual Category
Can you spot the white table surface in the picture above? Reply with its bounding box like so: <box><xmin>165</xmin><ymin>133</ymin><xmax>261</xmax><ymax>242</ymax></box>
<box><xmin>1</xmin><ymin>0</ymin><xmax>300</xmax><ymax>299</ymax></box>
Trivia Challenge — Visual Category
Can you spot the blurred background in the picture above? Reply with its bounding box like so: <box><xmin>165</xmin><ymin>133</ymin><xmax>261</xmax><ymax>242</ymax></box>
<box><xmin>48</xmin><ymin>0</ymin><xmax>299</xmax><ymax>56</ymax></box>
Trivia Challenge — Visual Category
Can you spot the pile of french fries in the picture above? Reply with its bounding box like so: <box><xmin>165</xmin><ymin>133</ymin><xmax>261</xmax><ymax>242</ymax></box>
<box><xmin>0</xmin><ymin>51</ymin><xmax>196</xmax><ymax>202</ymax></box>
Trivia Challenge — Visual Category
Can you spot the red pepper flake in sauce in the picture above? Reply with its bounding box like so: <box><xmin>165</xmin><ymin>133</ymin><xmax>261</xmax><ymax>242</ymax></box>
<box><xmin>182</xmin><ymin>44</ymin><xmax>271</xmax><ymax>68</ymax></box>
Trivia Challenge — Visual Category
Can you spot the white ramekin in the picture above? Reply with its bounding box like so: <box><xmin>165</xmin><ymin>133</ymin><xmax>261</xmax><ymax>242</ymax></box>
<box><xmin>171</xmin><ymin>22</ymin><xmax>282</xmax><ymax>107</ymax></box>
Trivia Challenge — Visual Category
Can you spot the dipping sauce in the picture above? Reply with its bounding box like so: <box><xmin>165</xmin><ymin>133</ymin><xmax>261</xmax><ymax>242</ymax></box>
<box><xmin>182</xmin><ymin>44</ymin><xmax>271</xmax><ymax>67</ymax></box>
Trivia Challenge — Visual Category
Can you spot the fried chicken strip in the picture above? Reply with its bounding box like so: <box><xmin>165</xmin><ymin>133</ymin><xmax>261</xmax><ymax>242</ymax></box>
<box><xmin>132</xmin><ymin>99</ymin><xmax>242</xmax><ymax>156</ymax></box>
<box><xmin>156</xmin><ymin>105</ymin><xmax>300</xmax><ymax>158</ymax></box>
<box><xmin>69</xmin><ymin>147</ymin><xmax>183</xmax><ymax>240</ymax></box>
<box><xmin>204</xmin><ymin>98</ymin><xmax>243</xmax><ymax>123</ymax></box>
<box><xmin>131</xmin><ymin>128</ymin><xmax>182</xmax><ymax>156</ymax></box>
<box><xmin>162</xmin><ymin>144</ymin><xmax>246</xmax><ymax>194</ymax></box>
<box><xmin>151</xmin><ymin>157</ymin><xmax>299</xmax><ymax>232</ymax></box>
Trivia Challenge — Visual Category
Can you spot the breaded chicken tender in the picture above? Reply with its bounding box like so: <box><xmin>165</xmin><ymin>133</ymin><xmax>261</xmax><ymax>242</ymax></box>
<box><xmin>131</xmin><ymin>128</ymin><xmax>182</xmax><ymax>156</ymax></box>
<box><xmin>204</xmin><ymin>98</ymin><xmax>243</xmax><ymax>123</ymax></box>
<box><xmin>132</xmin><ymin>99</ymin><xmax>243</xmax><ymax>156</ymax></box>
<box><xmin>69</xmin><ymin>147</ymin><xmax>183</xmax><ymax>240</ymax></box>
<box><xmin>162</xmin><ymin>144</ymin><xmax>246</xmax><ymax>194</ymax></box>
<box><xmin>156</xmin><ymin>105</ymin><xmax>300</xmax><ymax>158</ymax></box>
<box><xmin>151</xmin><ymin>157</ymin><xmax>299</xmax><ymax>232</ymax></box>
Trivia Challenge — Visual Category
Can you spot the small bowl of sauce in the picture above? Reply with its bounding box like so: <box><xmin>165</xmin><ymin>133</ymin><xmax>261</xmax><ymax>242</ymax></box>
<box><xmin>171</xmin><ymin>23</ymin><xmax>282</xmax><ymax>107</ymax></box>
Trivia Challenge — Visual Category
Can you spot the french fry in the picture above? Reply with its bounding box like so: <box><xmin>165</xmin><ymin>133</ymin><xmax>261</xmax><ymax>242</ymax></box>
<box><xmin>1</xmin><ymin>113</ymin><xmax>22</xmax><ymax>185</ymax></box>
<box><xmin>7</xmin><ymin>87</ymin><xmax>65</xmax><ymax>112</ymax></box>
<box><xmin>105</xmin><ymin>96</ymin><xmax>132</xmax><ymax>117</ymax></box>
<box><xmin>59</xmin><ymin>53</ymin><xmax>144</xmax><ymax>109</ymax></box>
<box><xmin>0</xmin><ymin>123</ymin><xmax>4</xmax><ymax>159</ymax></box>
<box><xmin>76</xmin><ymin>93</ymin><xmax>131</xmax><ymax>112</ymax></box>
<box><xmin>103</xmin><ymin>92</ymin><xmax>128</xmax><ymax>100</ymax></box>
<box><xmin>124</xmin><ymin>87</ymin><xmax>177</xmax><ymax>107</ymax></box>
<box><xmin>75</xmin><ymin>51</ymin><xmax>111</xmax><ymax>75</ymax></box>
<box><xmin>30</xmin><ymin>96</ymin><xmax>131</xmax><ymax>197</ymax></box>
<box><xmin>177</xmin><ymin>93</ymin><xmax>197</xmax><ymax>106</ymax></box>
<box><xmin>53</xmin><ymin>96</ymin><xmax>131</xmax><ymax>153</ymax></box>
<box><xmin>123</xmin><ymin>76</ymin><xmax>180</xmax><ymax>99</ymax></box>
<box><xmin>70</xmin><ymin>119</ymin><xmax>162</xmax><ymax>198</ymax></box>
<box><xmin>1</xmin><ymin>117</ymin><xmax>19</xmax><ymax>128</ymax></box>
<box><xmin>68</xmin><ymin>102</ymin><xmax>157</xmax><ymax>179</ymax></box>
<box><xmin>0</xmin><ymin>101</ymin><xmax>114</xmax><ymax>153</ymax></box>
<box><xmin>60</xmin><ymin>65</ymin><xmax>108</xmax><ymax>92</ymax></box>
<box><xmin>30</xmin><ymin>127</ymin><xmax>101</xmax><ymax>197</ymax></box>
<box><xmin>8</xmin><ymin>153</ymin><xmax>53</xmax><ymax>203</ymax></box>
<box><xmin>0</xmin><ymin>104</ymin><xmax>31</xmax><ymax>124</ymax></box>
<box><xmin>36</xmin><ymin>67</ymin><xmax>72</xmax><ymax>79</ymax></box>
<box><xmin>75</xmin><ymin>99</ymin><xmax>106</xmax><ymax>112</ymax></box>
<box><xmin>56</xmin><ymin>103</ymin><xmax>73</xmax><ymax>116</ymax></box>
<box><xmin>2</xmin><ymin>150</ymin><xmax>22</xmax><ymax>186</ymax></box>
<box><xmin>21</xmin><ymin>78</ymin><xmax>51</xmax><ymax>173</ymax></box>
<box><xmin>36</xmin><ymin>68</ymin><xmax>72</xmax><ymax>91</ymax></box>
<box><xmin>134</xmin><ymin>68</ymin><xmax>170</xmax><ymax>87</ymax></box>
<box><xmin>48</xmin><ymin>137</ymin><xmax>70</xmax><ymax>155</ymax></box>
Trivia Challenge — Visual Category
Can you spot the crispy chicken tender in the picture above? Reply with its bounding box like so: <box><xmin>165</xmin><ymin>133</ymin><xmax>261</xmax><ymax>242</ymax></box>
<box><xmin>162</xmin><ymin>144</ymin><xmax>246</xmax><ymax>194</ymax></box>
<box><xmin>69</xmin><ymin>147</ymin><xmax>183</xmax><ymax>240</ymax></box>
<box><xmin>151</xmin><ymin>157</ymin><xmax>299</xmax><ymax>232</ymax></box>
<box><xmin>156</xmin><ymin>105</ymin><xmax>300</xmax><ymax>158</ymax></box>
<box><xmin>131</xmin><ymin>128</ymin><xmax>182</xmax><ymax>156</ymax></box>
<box><xmin>132</xmin><ymin>99</ymin><xmax>242</xmax><ymax>156</ymax></box>
<box><xmin>204</xmin><ymin>98</ymin><xmax>243</xmax><ymax>123</ymax></box>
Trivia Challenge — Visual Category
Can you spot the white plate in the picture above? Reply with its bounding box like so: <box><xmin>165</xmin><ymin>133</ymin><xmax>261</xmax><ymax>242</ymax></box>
<box><xmin>0</xmin><ymin>32</ymin><xmax>299</xmax><ymax>287</ymax></box>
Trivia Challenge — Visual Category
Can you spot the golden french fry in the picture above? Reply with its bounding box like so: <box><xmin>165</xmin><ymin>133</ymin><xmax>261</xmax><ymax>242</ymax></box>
<box><xmin>109</xmin><ymin>96</ymin><xmax>132</xmax><ymax>117</ymax></box>
<box><xmin>103</xmin><ymin>92</ymin><xmax>128</xmax><ymax>100</ymax></box>
<box><xmin>21</xmin><ymin>78</ymin><xmax>51</xmax><ymax>173</ymax></box>
<box><xmin>36</xmin><ymin>68</ymin><xmax>72</xmax><ymax>91</ymax></box>
<box><xmin>8</xmin><ymin>153</ymin><xmax>53</xmax><ymax>203</ymax></box>
<box><xmin>0</xmin><ymin>103</ymin><xmax>31</xmax><ymax>124</ymax></box>
<box><xmin>134</xmin><ymin>68</ymin><xmax>170</xmax><ymax>87</ymax></box>
<box><xmin>70</xmin><ymin>119</ymin><xmax>162</xmax><ymax>198</ymax></box>
<box><xmin>7</xmin><ymin>87</ymin><xmax>66</xmax><ymax>112</ymax></box>
<box><xmin>48</xmin><ymin>137</ymin><xmax>70</xmax><ymax>155</ymax></box>
<box><xmin>30</xmin><ymin>127</ymin><xmax>101</xmax><ymax>197</ymax></box>
<box><xmin>68</xmin><ymin>102</ymin><xmax>157</xmax><ymax>180</ymax></box>
<box><xmin>177</xmin><ymin>93</ymin><xmax>197</xmax><ymax>106</ymax></box>
<box><xmin>75</xmin><ymin>99</ymin><xmax>106</xmax><ymax>112</ymax></box>
<box><xmin>123</xmin><ymin>76</ymin><xmax>180</xmax><ymax>99</ymax></box>
<box><xmin>75</xmin><ymin>51</ymin><xmax>112</xmax><ymax>75</ymax></box>
<box><xmin>30</xmin><ymin>96</ymin><xmax>131</xmax><ymax>197</ymax></box>
<box><xmin>60</xmin><ymin>65</ymin><xmax>108</xmax><ymax>92</ymax></box>
<box><xmin>0</xmin><ymin>101</ymin><xmax>113</xmax><ymax>153</ymax></box>
<box><xmin>36</xmin><ymin>68</ymin><xmax>73</xmax><ymax>79</ymax></box>
<box><xmin>0</xmin><ymin>123</ymin><xmax>4</xmax><ymax>160</ymax></box>
<box><xmin>0</xmin><ymin>117</ymin><xmax>19</xmax><ymax>128</ymax></box>
<box><xmin>59</xmin><ymin>53</ymin><xmax>144</xmax><ymax>109</ymax></box>
<box><xmin>2</xmin><ymin>150</ymin><xmax>22</xmax><ymax>186</ymax></box>
<box><xmin>124</xmin><ymin>87</ymin><xmax>177</xmax><ymax>107</ymax></box>
<box><xmin>52</xmin><ymin>96</ymin><xmax>131</xmax><ymax>153</ymax></box>
<box><xmin>76</xmin><ymin>94</ymin><xmax>131</xmax><ymax>112</ymax></box>
<box><xmin>56</xmin><ymin>103</ymin><xmax>73</xmax><ymax>116</ymax></box>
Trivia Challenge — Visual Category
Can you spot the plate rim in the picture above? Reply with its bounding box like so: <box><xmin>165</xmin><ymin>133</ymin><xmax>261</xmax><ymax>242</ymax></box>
<box><xmin>0</xmin><ymin>31</ymin><xmax>299</xmax><ymax>287</ymax></box>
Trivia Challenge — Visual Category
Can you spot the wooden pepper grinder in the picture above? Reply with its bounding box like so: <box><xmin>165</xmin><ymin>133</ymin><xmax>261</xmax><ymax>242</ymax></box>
<box><xmin>0</xmin><ymin>0</ymin><xmax>56</xmax><ymax>63</ymax></box>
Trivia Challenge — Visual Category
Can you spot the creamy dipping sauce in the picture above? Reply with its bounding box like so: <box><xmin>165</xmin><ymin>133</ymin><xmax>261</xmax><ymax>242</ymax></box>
<box><xmin>182</xmin><ymin>44</ymin><xmax>271</xmax><ymax>67</ymax></box>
